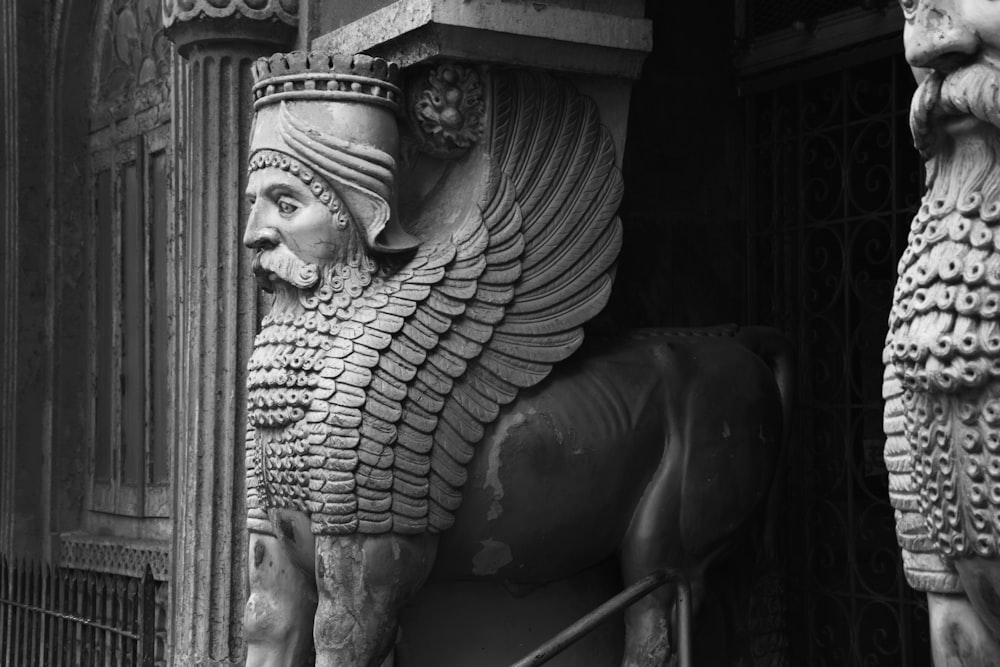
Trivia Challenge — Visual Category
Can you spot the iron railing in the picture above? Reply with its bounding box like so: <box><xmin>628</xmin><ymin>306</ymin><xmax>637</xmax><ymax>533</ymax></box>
<box><xmin>0</xmin><ymin>556</ymin><xmax>158</xmax><ymax>666</ymax></box>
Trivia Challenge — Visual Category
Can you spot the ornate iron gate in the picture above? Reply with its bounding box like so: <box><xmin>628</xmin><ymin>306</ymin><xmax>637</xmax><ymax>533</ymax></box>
<box><xmin>0</xmin><ymin>556</ymin><xmax>163</xmax><ymax>666</ymax></box>
<box><xmin>745</xmin><ymin>45</ymin><xmax>932</xmax><ymax>665</ymax></box>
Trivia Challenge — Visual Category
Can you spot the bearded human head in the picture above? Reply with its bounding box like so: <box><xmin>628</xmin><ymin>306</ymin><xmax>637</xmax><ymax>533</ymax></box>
<box><xmin>886</xmin><ymin>0</ymin><xmax>1000</xmax><ymax>628</ymax></box>
<box><xmin>888</xmin><ymin>0</ymin><xmax>1000</xmax><ymax>395</ymax></box>
<box><xmin>244</xmin><ymin>51</ymin><xmax>420</xmax><ymax>293</ymax></box>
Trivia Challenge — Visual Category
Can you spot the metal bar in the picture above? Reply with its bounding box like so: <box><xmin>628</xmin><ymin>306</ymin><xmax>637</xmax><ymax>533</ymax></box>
<box><xmin>126</xmin><ymin>578</ymin><xmax>138</xmax><ymax>667</ymax></box>
<box><xmin>98</xmin><ymin>573</ymin><xmax>108</xmax><ymax>667</ymax></box>
<box><xmin>0</xmin><ymin>596</ymin><xmax>141</xmax><ymax>640</ymax></box>
<box><xmin>139</xmin><ymin>565</ymin><xmax>155</xmax><ymax>667</ymax></box>
<box><xmin>24</xmin><ymin>560</ymin><xmax>33</xmax><ymax>667</ymax></box>
<box><xmin>45</xmin><ymin>565</ymin><xmax>55</xmax><ymax>667</ymax></box>
<box><xmin>82</xmin><ymin>574</ymin><xmax>92</xmax><ymax>665</ymax></box>
<box><xmin>36</xmin><ymin>561</ymin><xmax>46</xmax><ymax>667</ymax></box>
<box><xmin>509</xmin><ymin>570</ymin><xmax>685</xmax><ymax>667</ymax></box>
<box><xmin>50</xmin><ymin>568</ymin><xmax>61</xmax><ymax>667</ymax></box>
<box><xmin>676</xmin><ymin>578</ymin><xmax>692</xmax><ymax>667</ymax></box>
<box><xmin>13</xmin><ymin>558</ymin><xmax>24</xmax><ymax>666</ymax></box>
<box><xmin>28</xmin><ymin>560</ymin><xmax>38</xmax><ymax>667</ymax></box>
<box><xmin>86</xmin><ymin>573</ymin><xmax>97</xmax><ymax>665</ymax></box>
<box><xmin>72</xmin><ymin>573</ymin><xmax>82</xmax><ymax>666</ymax></box>
<box><xmin>0</xmin><ymin>556</ymin><xmax>7</xmax><ymax>667</ymax></box>
<box><xmin>58</xmin><ymin>571</ymin><xmax>70</xmax><ymax>667</ymax></box>
<box><xmin>114</xmin><ymin>578</ymin><xmax>123</xmax><ymax>667</ymax></box>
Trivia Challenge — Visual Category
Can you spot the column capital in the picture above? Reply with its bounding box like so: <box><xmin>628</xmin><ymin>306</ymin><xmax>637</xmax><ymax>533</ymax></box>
<box><xmin>163</xmin><ymin>0</ymin><xmax>299</xmax><ymax>55</ymax></box>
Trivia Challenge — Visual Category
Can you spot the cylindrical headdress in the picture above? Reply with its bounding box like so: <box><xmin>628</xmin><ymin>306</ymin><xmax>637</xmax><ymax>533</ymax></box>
<box><xmin>250</xmin><ymin>51</ymin><xmax>420</xmax><ymax>253</ymax></box>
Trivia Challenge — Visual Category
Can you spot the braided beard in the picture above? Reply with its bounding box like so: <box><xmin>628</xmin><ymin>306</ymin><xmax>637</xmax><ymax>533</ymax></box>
<box><xmin>887</xmin><ymin>129</ymin><xmax>1000</xmax><ymax>394</ymax></box>
<box><xmin>887</xmin><ymin>64</ymin><xmax>1000</xmax><ymax>560</ymax></box>
<box><xmin>247</xmin><ymin>254</ymin><xmax>381</xmax><ymax>519</ymax></box>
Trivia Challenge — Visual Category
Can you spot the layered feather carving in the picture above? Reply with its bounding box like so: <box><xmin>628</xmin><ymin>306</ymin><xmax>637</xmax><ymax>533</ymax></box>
<box><xmin>395</xmin><ymin>70</ymin><xmax>623</xmax><ymax>533</ymax></box>
<box><xmin>248</xmin><ymin>68</ymin><xmax>623</xmax><ymax>535</ymax></box>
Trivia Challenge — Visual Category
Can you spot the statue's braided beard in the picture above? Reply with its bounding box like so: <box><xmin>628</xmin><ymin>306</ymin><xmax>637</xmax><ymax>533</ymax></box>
<box><xmin>247</xmin><ymin>254</ymin><xmax>380</xmax><ymax>530</ymax></box>
<box><xmin>888</xmin><ymin>64</ymin><xmax>1000</xmax><ymax>560</ymax></box>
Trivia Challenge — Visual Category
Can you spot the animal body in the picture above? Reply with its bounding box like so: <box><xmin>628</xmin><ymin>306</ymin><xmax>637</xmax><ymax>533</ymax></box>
<box><xmin>246</xmin><ymin>325</ymin><xmax>791</xmax><ymax>666</ymax></box>
<box><xmin>434</xmin><ymin>326</ymin><xmax>791</xmax><ymax>666</ymax></box>
<box><xmin>240</xmin><ymin>51</ymin><xmax>791</xmax><ymax>667</ymax></box>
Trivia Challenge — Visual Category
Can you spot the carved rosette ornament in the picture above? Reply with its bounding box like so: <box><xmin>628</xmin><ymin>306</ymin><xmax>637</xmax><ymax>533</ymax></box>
<box><xmin>407</xmin><ymin>63</ymin><xmax>486</xmax><ymax>158</ymax></box>
<box><xmin>243</xmin><ymin>50</ymin><xmax>623</xmax><ymax>538</ymax></box>
<box><xmin>162</xmin><ymin>0</ymin><xmax>298</xmax><ymax>51</ymax></box>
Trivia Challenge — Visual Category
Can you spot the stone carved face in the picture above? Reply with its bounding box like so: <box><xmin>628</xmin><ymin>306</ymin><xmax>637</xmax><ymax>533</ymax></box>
<box><xmin>903</xmin><ymin>0</ymin><xmax>1000</xmax><ymax>148</ymax></box>
<box><xmin>887</xmin><ymin>0</ymin><xmax>1000</xmax><ymax>393</ymax></box>
<box><xmin>885</xmin><ymin>0</ymin><xmax>1000</xmax><ymax>569</ymax></box>
<box><xmin>903</xmin><ymin>0</ymin><xmax>1000</xmax><ymax>81</ymax></box>
<box><xmin>244</xmin><ymin>165</ymin><xmax>360</xmax><ymax>293</ymax></box>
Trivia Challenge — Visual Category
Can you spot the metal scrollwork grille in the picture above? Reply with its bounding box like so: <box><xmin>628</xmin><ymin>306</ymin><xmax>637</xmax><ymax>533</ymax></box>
<box><xmin>746</xmin><ymin>49</ymin><xmax>932</xmax><ymax>665</ymax></box>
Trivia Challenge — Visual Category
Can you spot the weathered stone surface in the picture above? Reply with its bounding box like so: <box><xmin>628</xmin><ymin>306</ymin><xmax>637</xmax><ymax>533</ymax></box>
<box><xmin>163</xmin><ymin>0</ymin><xmax>298</xmax><ymax>52</ymax></box>
<box><xmin>312</xmin><ymin>0</ymin><xmax>651</xmax><ymax>80</ymax></box>
<box><xmin>886</xmin><ymin>0</ymin><xmax>1000</xmax><ymax>663</ymax></box>
<box><xmin>239</xmin><ymin>47</ymin><xmax>792</xmax><ymax>666</ymax></box>
<box><xmin>162</xmin><ymin>4</ymin><xmax>298</xmax><ymax>664</ymax></box>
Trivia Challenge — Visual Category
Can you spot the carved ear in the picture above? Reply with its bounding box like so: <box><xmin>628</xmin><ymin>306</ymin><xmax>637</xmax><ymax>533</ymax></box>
<box><xmin>338</xmin><ymin>184</ymin><xmax>421</xmax><ymax>254</ymax></box>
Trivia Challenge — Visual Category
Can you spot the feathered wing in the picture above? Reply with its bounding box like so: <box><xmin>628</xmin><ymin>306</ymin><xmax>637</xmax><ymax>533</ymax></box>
<box><xmin>357</xmin><ymin>69</ymin><xmax>623</xmax><ymax>534</ymax></box>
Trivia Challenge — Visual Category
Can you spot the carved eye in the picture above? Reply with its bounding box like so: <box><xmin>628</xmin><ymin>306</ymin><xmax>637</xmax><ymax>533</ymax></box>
<box><xmin>277</xmin><ymin>197</ymin><xmax>299</xmax><ymax>216</ymax></box>
<box><xmin>899</xmin><ymin>0</ymin><xmax>917</xmax><ymax>15</ymax></box>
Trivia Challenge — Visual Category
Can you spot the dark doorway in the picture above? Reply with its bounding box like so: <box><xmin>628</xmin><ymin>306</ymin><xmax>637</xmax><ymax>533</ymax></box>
<box><xmin>745</xmin><ymin>42</ymin><xmax>932</xmax><ymax>666</ymax></box>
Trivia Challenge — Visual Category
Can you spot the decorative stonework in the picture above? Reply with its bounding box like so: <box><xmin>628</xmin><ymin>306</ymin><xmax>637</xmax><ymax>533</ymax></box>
<box><xmin>886</xmin><ymin>0</ymin><xmax>1000</xmax><ymax>661</ymax></box>
<box><xmin>60</xmin><ymin>533</ymin><xmax>170</xmax><ymax>581</ymax></box>
<box><xmin>244</xmin><ymin>57</ymin><xmax>623</xmax><ymax>538</ymax></box>
<box><xmin>94</xmin><ymin>0</ymin><xmax>171</xmax><ymax>124</ymax></box>
<box><xmin>162</xmin><ymin>0</ymin><xmax>298</xmax><ymax>52</ymax></box>
<box><xmin>240</xmin><ymin>48</ymin><xmax>791</xmax><ymax>667</ymax></box>
<box><xmin>252</xmin><ymin>51</ymin><xmax>401</xmax><ymax>111</ymax></box>
<box><xmin>162</xmin><ymin>0</ymin><xmax>298</xmax><ymax>29</ymax></box>
<box><xmin>407</xmin><ymin>63</ymin><xmax>485</xmax><ymax>157</ymax></box>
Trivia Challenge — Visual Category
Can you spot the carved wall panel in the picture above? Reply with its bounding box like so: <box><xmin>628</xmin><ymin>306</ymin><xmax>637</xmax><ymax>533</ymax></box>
<box><xmin>87</xmin><ymin>0</ymin><xmax>174</xmax><ymax>526</ymax></box>
<box><xmin>93</xmin><ymin>0</ymin><xmax>171</xmax><ymax>127</ymax></box>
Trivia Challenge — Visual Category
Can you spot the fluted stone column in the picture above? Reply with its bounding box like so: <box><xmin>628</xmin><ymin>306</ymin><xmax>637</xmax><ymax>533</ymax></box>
<box><xmin>163</xmin><ymin>2</ymin><xmax>297</xmax><ymax>664</ymax></box>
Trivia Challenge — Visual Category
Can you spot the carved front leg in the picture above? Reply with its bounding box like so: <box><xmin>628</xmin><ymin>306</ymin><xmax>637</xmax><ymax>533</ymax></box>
<box><xmin>313</xmin><ymin>533</ymin><xmax>438</xmax><ymax>667</ymax></box>
<box><xmin>245</xmin><ymin>517</ymin><xmax>318</xmax><ymax>667</ymax></box>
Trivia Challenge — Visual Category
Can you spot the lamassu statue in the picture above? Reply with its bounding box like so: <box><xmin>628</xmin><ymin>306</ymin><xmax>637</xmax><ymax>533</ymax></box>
<box><xmin>242</xmin><ymin>51</ymin><xmax>791</xmax><ymax>666</ymax></box>
<box><xmin>886</xmin><ymin>0</ymin><xmax>1000</xmax><ymax>663</ymax></box>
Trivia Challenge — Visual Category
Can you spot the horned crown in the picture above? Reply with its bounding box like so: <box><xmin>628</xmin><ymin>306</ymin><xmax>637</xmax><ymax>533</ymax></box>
<box><xmin>252</xmin><ymin>51</ymin><xmax>402</xmax><ymax>112</ymax></box>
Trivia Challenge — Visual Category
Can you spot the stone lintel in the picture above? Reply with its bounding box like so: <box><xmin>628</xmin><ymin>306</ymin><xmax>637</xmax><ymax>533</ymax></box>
<box><xmin>312</xmin><ymin>0</ymin><xmax>652</xmax><ymax>80</ymax></box>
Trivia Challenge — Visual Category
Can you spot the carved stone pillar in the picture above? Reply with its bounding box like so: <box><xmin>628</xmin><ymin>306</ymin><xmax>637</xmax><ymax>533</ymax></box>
<box><xmin>163</xmin><ymin>2</ymin><xmax>298</xmax><ymax>663</ymax></box>
<box><xmin>0</xmin><ymin>0</ymin><xmax>18</xmax><ymax>556</ymax></box>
